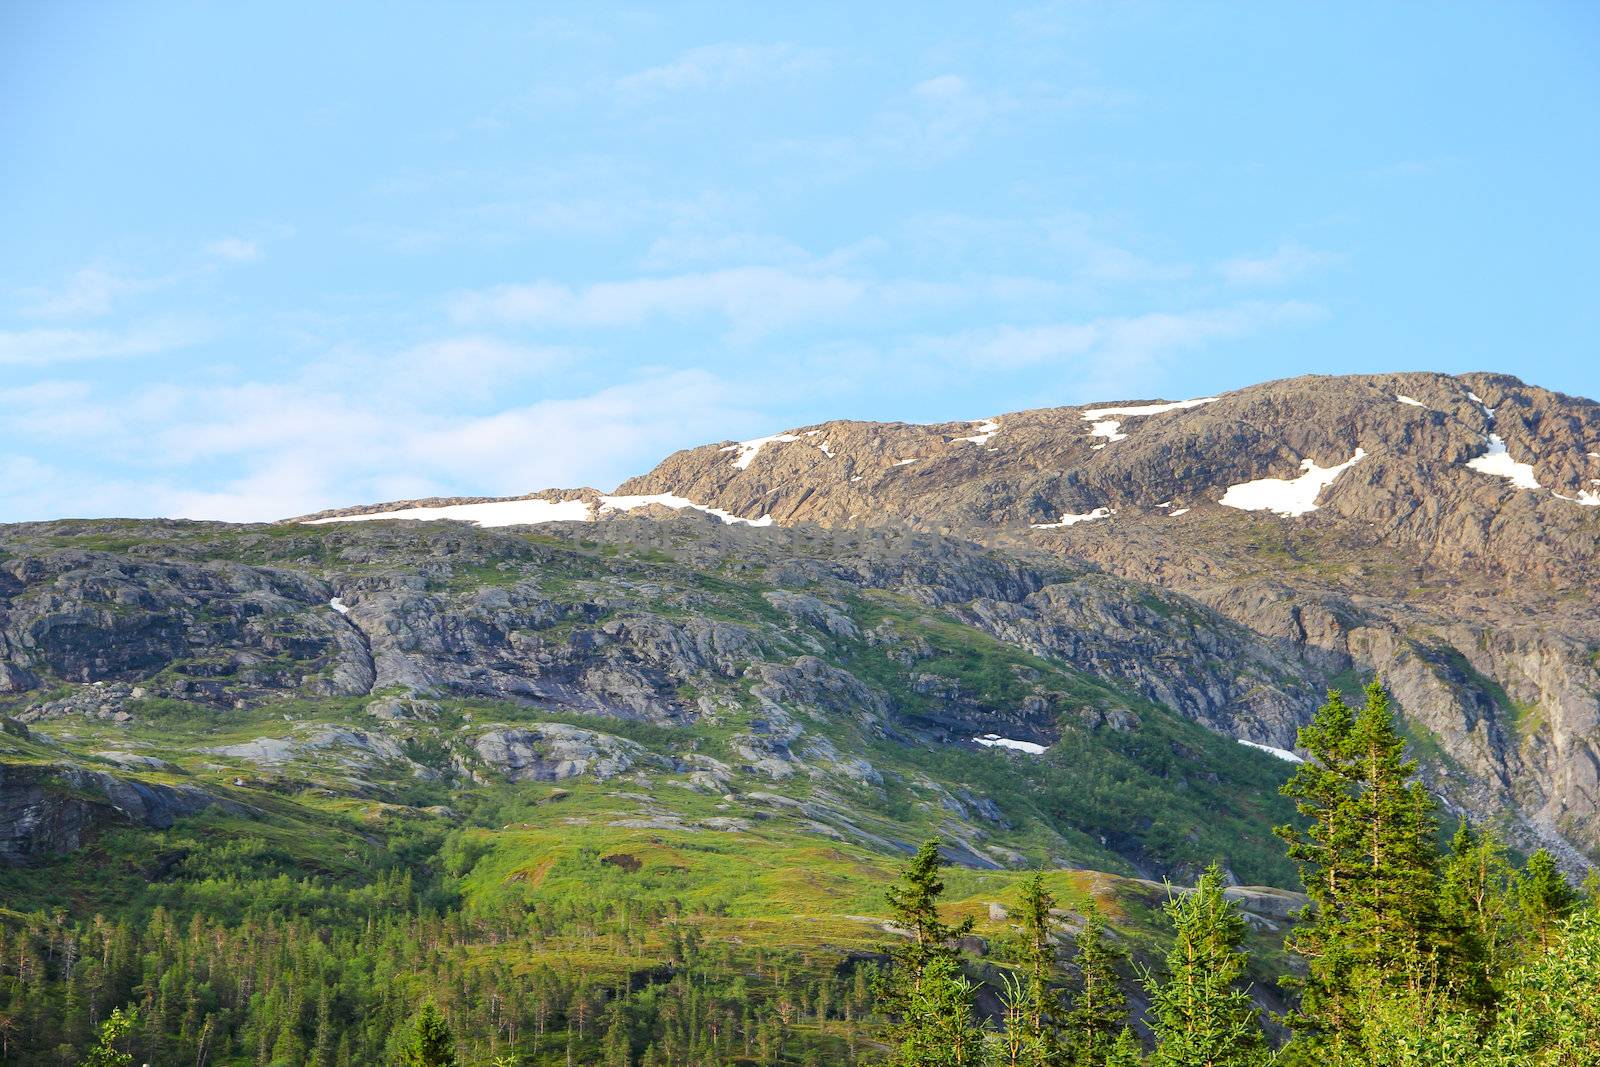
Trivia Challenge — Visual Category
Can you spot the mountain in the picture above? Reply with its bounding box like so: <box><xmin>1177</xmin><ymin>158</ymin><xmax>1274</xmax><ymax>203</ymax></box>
<box><xmin>287</xmin><ymin>371</ymin><xmax>1600</xmax><ymax>869</ymax></box>
<box><xmin>3</xmin><ymin>368</ymin><xmax>1594</xmax><ymax>1062</ymax></box>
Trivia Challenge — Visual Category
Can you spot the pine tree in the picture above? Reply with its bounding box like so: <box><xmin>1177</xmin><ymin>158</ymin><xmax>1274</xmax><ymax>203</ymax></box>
<box><xmin>1144</xmin><ymin>865</ymin><xmax>1265</xmax><ymax>1067</ymax></box>
<box><xmin>1064</xmin><ymin>900</ymin><xmax>1128</xmax><ymax>1067</ymax></box>
<box><xmin>396</xmin><ymin>1002</ymin><xmax>458</xmax><ymax>1067</ymax></box>
<box><xmin>1276</xmin><ymin>680</ymin><xmax>1445</xmax><ymax>1045</ymax></box>
<box><xmin>1015</xmin><ymin>872</ymin><xmax>1065</xmax><ymax>1065</ymax></box>
<box><xmin>1438</xmin><ymin>818</ymin><xmax>1517</xmax><ymax>1006</ymax></box>
<box><xmin>1105</xmin><ymin>1028</ymin><xmax>1144</xmax><ymax>1067</ymax></box>
<box><xmin>1517</xmin><ymin>848</ymin><xmax>1577</xmax><ymax>952</ymax></box>
<box><xmin>879</xmin><ymin>841</ymin><xmax>979</xmax><ymax>1066</ymax></box>
<box><xmin>894</xmin><ymin>956</ymin><xmax>989</xmax><ymax>1067</ymax></box>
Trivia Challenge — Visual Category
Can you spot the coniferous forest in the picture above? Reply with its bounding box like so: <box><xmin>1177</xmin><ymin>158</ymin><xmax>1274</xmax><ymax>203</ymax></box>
<box><xmin>3</xmin><ymin>681</ymin><xmax>1595</xmax><ymax>1065</ymax></box>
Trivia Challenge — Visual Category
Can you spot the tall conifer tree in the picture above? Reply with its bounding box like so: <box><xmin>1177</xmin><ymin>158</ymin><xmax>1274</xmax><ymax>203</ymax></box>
<box><xmin>1144</xmin><ymin>865</ymin><xmax>1264</xmax><ymax>1067</ymax></box>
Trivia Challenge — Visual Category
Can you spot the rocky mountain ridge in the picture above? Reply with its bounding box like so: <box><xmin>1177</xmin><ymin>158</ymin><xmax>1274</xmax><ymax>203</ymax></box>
<box><xmin>286</xmin><ymin>372</ymin><xmax>1600</xmax><ymax>868</ymax></box>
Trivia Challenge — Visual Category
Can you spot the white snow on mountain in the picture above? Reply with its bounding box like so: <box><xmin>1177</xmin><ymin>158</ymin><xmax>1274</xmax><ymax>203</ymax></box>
<box><xmin>303</xmin><ymin>493</ymin><xmax>772</xmax><ymax>529</ymax></box>
<box><xmin>1237</xmin><ymin>739</ymin><xmax>1304</xmax><ymax>763</ymax></box>
<box><xmin>721</xmin><ymin>432</ymin><xmax>802</xmax><ymax>470</ymax></box>
<box><xmin>1031</xmin><ymin>507</ymin><xmax>1113</xmax><ymax>529</ymax></box>
<box><xmin>1395</xmin><ymin>394</ymin><xmax>1426</xmax><ymax>407</ymax></box>
<box><xmin>954</xmin><ymin>418</ymin><xmax>1000</xmax><ymax>445</ymax></box>
<box><xmin>1079</xmin><ymin>397</ymin><xmax>1219</xmax><ymax>450</ymax></box>
<box><xmin>597</xmin><ymin>493</ymin><xmax>773</xmax><ymax>526</ymax></box>
<box><xmin>304</xmin><ymin>497</ymin><xmax>594</xmax><ymax>527</ymax></box>
<box><xmin>973</xmin><ymin>734</ymin><xmax>1048</xmax><ymax>754</ymax></box>
<box><xmin>1219</xmin><ymin>449</ymin><xmax>1367</xmax><ymax>517</ymax></box>
<box><xmin>1466</xmin><ymin>435</ymin><xmax>1542</xmax><ymax>490</ymax></box>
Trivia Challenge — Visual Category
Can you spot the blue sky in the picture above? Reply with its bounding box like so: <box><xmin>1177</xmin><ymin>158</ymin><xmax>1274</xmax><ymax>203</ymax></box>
<box><xmin>2</xmin><ymin>2</ymin><xmax>1596</xmax><ymax>522</ymax></box>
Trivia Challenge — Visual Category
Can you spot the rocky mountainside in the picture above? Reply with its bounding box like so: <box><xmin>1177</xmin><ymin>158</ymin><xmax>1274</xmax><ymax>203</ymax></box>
<box><xmin>286</xmin><ymin>372</ymin><xmax>1600</xmax><ymax>869</ymax></box>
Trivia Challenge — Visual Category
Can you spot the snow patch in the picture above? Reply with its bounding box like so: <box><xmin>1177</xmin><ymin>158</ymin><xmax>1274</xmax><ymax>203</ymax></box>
<box><xmin>1552</xmin><ymin>489</ymin><xmax>1600</xmax><ymax>507</ymax></box>
<box><xmin>329</xmin><ymin>597</ymin><xmax>349</xmax><ymax>615</ymax></box>
<box><xmin>1170</xmin><ymin>507</ymin><xmax>1191</xmax><ymax>516</ymax></box>
<box><xmin>973</xmin><ymin>735</ymin><xmax>1048</xmax><ymax>755</ymax></box>
<box><xmin>725</xmin><ymin>432</ymin><xmax>801</xmax><ymax>470</ymax></box>
<box><xmin>892</xmin><ymin>458</ymin><xmax>916</xmax><ymax>467</ymax></box>
<box><xmin>1238</xmin><ymin>739</ymin><xmax>1304</xmax><ymax>763</ymax></box>
<box><xmin>304</xmin><ymin>497</ymin><xmax>595</xmax><ymax>527</ymax></box>
<box><xmin>304</xmin><ymin>493</ymin><xmax>773</xmax><ymax>529</ymax></box>
<box><xmin>1219</xmin><ymin>449</ymin><xmax>1367</xmax><ymax>517</ymax></box>
<box><xmin>1465</xmin><ymin>436</ymin><xmax>1541</xmax><ymax>490</ymax></box>
<box><xmin>817</xmin><ymin>441</ymin><xmax>835</xmax><ymax>458</ymax></box>
<box><xmin>954</xmin><ymin>418</ymin><xmax>1000</xmax><ymax>445</ymax></box>
<box><xmin>1395</xmin><ymin>394</ymin><xmax>1426</xmax><ymax>407</ymax></box>
<box><xmin>1031</xmin><ymin>507</ymin><xmax>1114</xmax><ymax>529</ymax></box>
<box><xmin>1087</xmin><ymin>419</ymin><xmax>1127</xmax><ymax>446</ymax></box>
<box><xmin>1078</xmin><ymin>397</ymin><xmax>1218</xmax><ymax>449</ymax></box>
<box><xmin>597</xmin><ymin>493</ymin><xmax>773</xmax><ymax>526</ymax></box>
<box><xmin>1081</xmin><ymin>397</ymin><xmax>1220</xmax><ymax>420</ymax></box>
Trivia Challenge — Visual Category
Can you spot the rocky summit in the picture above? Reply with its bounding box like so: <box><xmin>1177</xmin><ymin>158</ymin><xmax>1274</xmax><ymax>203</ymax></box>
<box><xmin>2</xmin><ymin>371</ymin><xmax>1597</xmax><ymax>887</ymax></box>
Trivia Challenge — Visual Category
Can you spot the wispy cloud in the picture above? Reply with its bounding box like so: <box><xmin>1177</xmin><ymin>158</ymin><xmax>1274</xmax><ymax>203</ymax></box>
<box><xmin>616</xmin><ymin>43</ymin><xmax>832</xmax><ymax>99</ymax></box>
<box><xmin>16</xmin><ymin>267</ymin><xmax>159</xmax><ymax>319</ymax></box>
<box><xmin>0</xmin><ymin>320</ymin><xmax>205</xmax><ymax>366</ymax></box>
<box><xmin>448</xmin><ymin>267</ymin><xmax>874</xmax><ymax>339</ymax></box>
<box><xmin>204</xmin><ymin>237</ymin><xmax>262</xmax><ymax>263</ymax></box>
<box><xmin>914</xmin><ymin>301</ymin><xmax>1325</xmax><ymax>400</ymax></box>
<box><xmin>1217</xmin><ymin>244</ymin><xmax>1339</xmax><ymax>287</ymax></box>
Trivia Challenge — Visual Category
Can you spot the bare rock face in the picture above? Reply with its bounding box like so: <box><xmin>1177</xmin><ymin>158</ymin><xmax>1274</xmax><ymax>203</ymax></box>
<box><xmin>3</xmin><ymin>371</ymin><xmax>1597</xmax><ymax>869</ymax></box>
<box><xmin>471</xmin><ymin>723</ymin><xmax>649</xmax><ymax>782</ymax></box>
<box><xmin>0</xmin><ymin>762</ymin><xmax>226</xmax><ymax>863</ymax></box>
<box><xmin>599</xmin><ymin>372</ymin><xmax>1599</xmax><ymax>862</ymax></box>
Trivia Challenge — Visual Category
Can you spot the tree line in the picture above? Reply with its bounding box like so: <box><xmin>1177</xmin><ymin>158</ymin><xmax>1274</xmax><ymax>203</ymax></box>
<box><xmin>3</xmin><ymin>680</ymin><xmax>1596</xmax><ymax>1064</ymax></box>
<box><xmin>871</xmin><ymin>681</ymin><xmax>1597</xmax><ymax>1066</ymax></box>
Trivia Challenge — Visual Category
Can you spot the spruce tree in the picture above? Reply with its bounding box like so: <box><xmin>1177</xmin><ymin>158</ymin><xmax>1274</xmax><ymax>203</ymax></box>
<box><xmin>1016</xmin><ymin>872</ymin><xmax>1065</xmax><ymax>1065</ymax></box>
<box><xmin>1105</xmin><ymin>1028</ymin><xmax>1145</xmax><ymax>1067</ymax></box>
<box><xmin>1144</xmin><ymin>865</ymin><xmax>1265</xmax><ymax>1067</ymax></box>
<box><xmin>894</xmin><ymin>956</ymin><xmax>989</xmax><ymax>1067</ymax></box>
<box><xmin>1064</xmin><ymin>900</ymin><xmax>1128</xmax><ymax>1067</ymax></box>
<box><xmin>1517</xmin><ymin>848</ymin><xmax>1577</xmax><ymax>952</ymax></box>
<box><xmin>879</xmin><ymin>841</ymin><xmax>979</xmax><ymax>1066</ymax></box>
<box><xmin>1438</xmin><ymin>818</ymin><xmax>1517</xmax><ymax>1006</ymax></box>
<box><xmin>1276</xmin><ymin>680</ymin><xmax>1444</xmax><ymax>1045</ymax></box>
<box><xmin>397</xmin><ymin>1003</ymin><xmax>458</xmax><ymax>1067</ymax></box>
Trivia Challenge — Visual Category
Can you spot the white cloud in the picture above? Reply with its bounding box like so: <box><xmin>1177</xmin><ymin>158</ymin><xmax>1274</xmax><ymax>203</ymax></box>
<box><xmin>0</xmin><ymin>319</ymin><xmax>204</xmax><ymax>366</ymax></box>
<box><xmin>16</xmin><ymin>267</ymin><xmax>156</xmax><ymax>319</ymax></box>
<box><xmin>0</xmin><ymin>339</ymin><xmax>757</xmax><ymax>522</ymax></box>
<box><xmin>914</xmin><ymin>302</ymin><xmax>1324</xmax><ymax>402</ymax></box>
<box><xmin>204</xmin><ymin>237</ymin><xmax>262</xmax><ymax>263</ymax></box>
<box><xmin>1217</xmin><ymin>243</ymin><xmax>1339</xmax><ymax>286</ymax></box>
<box><xmin>449</xmin><ymin>267</ymin><xmax>873</xmax><ymax>339</ymax></box>
<box><xmin>616</xmin><ymin>43</ymin><xmax>830</xmax><ymax>98</ymax></box>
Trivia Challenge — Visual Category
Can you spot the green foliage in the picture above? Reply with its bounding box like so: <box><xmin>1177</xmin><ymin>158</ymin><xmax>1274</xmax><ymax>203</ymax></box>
<box><xmin>1064</xmin><ymin>900</ymin><xmax>1129</xmax><ymax>1067</ymax></box>
<box><xmin>1275</xmin><ymin>681</ymin><xmax>1446</xmax><ymax>1045</ymax></box>
<box><xmin>1143</xmin><ymin>865</ymin><xmax>1265</xmax><ymax>1067</ymax></box>
<box><xmin>396</xmin><ymin>1003</ymin><xmax>458</xmax><ymax>1067</ymax></box>
<box><xmin>1478</xmin><ymin>905</ymin><xmax>1600</xmax><ymax>1065</ymax></box>
<box><xmin>892</xmin><ymin>956</ymin><xmax>989</xmax><ymax>1067</ymax></box>
<box><xmin>78</xmin><ymin>1008</ymin><xmax>137</xmax><ymax>1067</ymax></box>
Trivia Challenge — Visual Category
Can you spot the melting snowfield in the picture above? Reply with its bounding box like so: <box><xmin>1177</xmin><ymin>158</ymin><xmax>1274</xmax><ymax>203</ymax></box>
<box><xmin>1030</xmin><ymin>507</ymin><xmax>1114</xmax><ymax>529</ymax></box>
<box><xmin>304</xmin><ymin>494</ymin><xmax>773</xmax><ymax>528</ymax></box>
<box><xmin>1218</xmin><ymin>449</ymin><xmax>1367</xmax><ymax>517</ymax></box>
<box><xmin>1237</xmin><ymin>739</ymin><xmax>1304</xmax><ymax>763</ymax></box>
<box><xmin>1080</xmin><ymin>396</ymin><xmax>1219</xmax><ymax>449</ymax></box>
<box><xmin>973</xmin><ymin>734</ymin><xmax>1048</xmax><ymax>754</ymax></box>
<box><xmin>1465</xmin><ymin>435</ymin><xmax>1542</xmax><ymax>490</ymax></box>
<box><xmin>954</xmin><ymin>418</ymin><xmax>1001</xmax><ymax>445</ymax></box>
<box><xmin>722</xmin><ymin>432</ymin><xmax>802</xmax><ymax>470</ymax></box>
